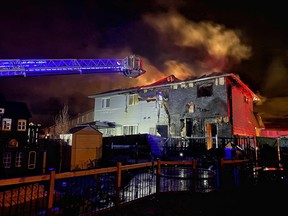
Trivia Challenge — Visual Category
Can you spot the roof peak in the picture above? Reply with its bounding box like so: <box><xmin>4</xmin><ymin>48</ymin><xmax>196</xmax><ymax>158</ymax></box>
<box><xmin>145</xmin><ymin>74</ymin><xmax>180</xmax><ymax>87</ymax></box>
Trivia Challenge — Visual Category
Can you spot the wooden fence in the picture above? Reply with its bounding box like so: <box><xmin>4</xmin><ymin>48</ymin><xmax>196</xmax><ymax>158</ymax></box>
<box><xmin>1</xmin><ymin>158</ymin><xmax>252</xmax><ymax>216</ymax></box>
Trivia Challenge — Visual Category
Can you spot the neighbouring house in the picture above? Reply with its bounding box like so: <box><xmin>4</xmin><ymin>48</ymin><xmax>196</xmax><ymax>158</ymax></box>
<box><xmin>254</xmin><ymin>100</ymin><xmax>288</xmax><ymax>138</ymax></box>
<box><xmin>0</xmin><ymin>95</ymin><xmax>42</xmax><ymax>178</ymax></box>
<box><xmin>260</xmin><ymin>129</ymin><xmax>288</xmax><ymax>138</ymax></box>
<box><xmin>0</xmin><ymin>95</ymin><xmax>32</xmax><ymax>148</ymax></box>
<box><xmin>43</xmin><ymin>109</ymin><xmax>95</xmax><ymax>138</ymax></box>
<box><xmin>89</xmin><ymin>73</ymin><xmax>263</xmax><ymax>141</ymax></box>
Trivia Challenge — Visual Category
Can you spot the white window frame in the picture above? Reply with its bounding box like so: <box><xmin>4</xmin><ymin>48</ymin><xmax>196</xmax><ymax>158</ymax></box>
<box><xmin>17</xmin><ymin>119</ymin><xmax>27</xmax><ymax>131</ymax></box>
<box><xmin>15</xmin><ymin>152</ymin><xmax>23</xmax><ymax>167</ymax></box>
<box><xmin>101</xmin><ymin>98</ymin><xmax>111</xmax><ymax>109</ymax></box>
<box><xmin>2</xmin><ymin>118</ymin><xmax>12</xmax><ymax>131</ymax></box>
<box><xmin>123</xmin><ymin>125</ymin><xmax>138</xmax><ymax>135</ymax></box>
<box><xmin>149</xmin><ymin>127</ymin><xmax>157</xmax><ymax>135</ymax></box>
<box><xmin>28</xmin><ymin>151</ymin><xmax>37</xmax><ymax>169</ymax></box>
<box><xmin>3</xmin><ymin>152</ymin><xmax>12</xmax><ymax>168</ymax></box>
<box><xmin>128</xmin><ymin>94</ymin><xmax>139</xmax><ymax>106</ymax></box>
<box><xmin>99</xmin><ymin>128</ymin><xmax>116</xmax><ymax>137</ymax></box>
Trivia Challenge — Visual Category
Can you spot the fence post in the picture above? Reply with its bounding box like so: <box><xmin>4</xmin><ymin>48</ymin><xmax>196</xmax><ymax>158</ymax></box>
<box><xmin>135</xmin><ymin>142</ymin><xmax>139</xmax><ymax>164</ymax></box>
<box><xmin>116</xmin><ymin>162</ymin><xmax>122</xmax><ymax>206</ymax></box>
<box><xmin>156</xmin><ymin>159</ymin><xmax>161</xmax><ymax>194</ymax></box>
<box><xmin>47</xmin><ymin>168</ymin><xmax>56</xmax><ymax>216</ymax></box>
<box><xmin>42</xmin><ymin>151</ymin><xmax>47</xmax><ymax>174</ymax></box>
<box><xmin>192</xmin><ymin>159</ymin><xmax>197</xmax><ymax>192</ymax></box>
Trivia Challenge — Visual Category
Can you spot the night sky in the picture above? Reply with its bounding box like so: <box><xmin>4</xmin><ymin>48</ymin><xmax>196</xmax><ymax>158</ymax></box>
<box><xmin>0</xmin><ymin>0</ymin><xmax>288</xmax><ymax>128</ymax></box>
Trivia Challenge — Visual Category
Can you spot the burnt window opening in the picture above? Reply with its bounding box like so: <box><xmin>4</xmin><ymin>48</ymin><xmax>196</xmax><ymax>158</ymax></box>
<box><xmin>197</xmin><ymin>83</ymin><xmax>213</xmax><ymax>97</ymax></box>
<box><xmin>187</xmin><ymin>102</ymin><xmax>195</xmax><ymax>113</ymax></box>
<box><xmin>156</xmin><ymin>125</ymin><xmax>168</xmax><ymax>138</ymax></box>
<box><xmin>186</xmin><ymin>118</ymin><xmax>192</xmax><ymax>137</ymax></box>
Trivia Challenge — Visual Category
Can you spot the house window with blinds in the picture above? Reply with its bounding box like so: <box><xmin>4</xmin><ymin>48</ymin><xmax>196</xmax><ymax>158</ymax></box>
<box><xmin>123</xmin><ymin>125</ymin><xmax>138</xmax><ymax>135</ymax></box>
<box><xmin>128</xmin><ymin>94</ymin><xmax>139</xmax><ymax>105</ymax></box>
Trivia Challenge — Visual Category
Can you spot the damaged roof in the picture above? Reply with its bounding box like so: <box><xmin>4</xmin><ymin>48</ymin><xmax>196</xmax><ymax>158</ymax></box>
<box><xmin>90</xmin><ymin>72</ymin><xmax>258</xmax><ymax>100</ymax></box>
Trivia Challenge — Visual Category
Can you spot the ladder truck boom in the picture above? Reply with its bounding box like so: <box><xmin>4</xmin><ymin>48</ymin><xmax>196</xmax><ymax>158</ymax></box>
<box><xmin>0</xmin><ymin>55</ymin><xmax>145</xmax><ymax>78</ymax></box>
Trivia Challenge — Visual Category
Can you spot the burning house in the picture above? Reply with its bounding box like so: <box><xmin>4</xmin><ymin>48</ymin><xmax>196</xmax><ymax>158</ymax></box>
<box><xmin>89</xmin><ymin>73</ymin><xmax>263</xmax><ymax>156</ymax></box>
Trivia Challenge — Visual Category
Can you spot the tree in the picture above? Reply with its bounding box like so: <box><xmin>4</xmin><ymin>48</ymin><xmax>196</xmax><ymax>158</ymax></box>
<box><xmin>54</xmin><ymin>103</ymin><xmax>70</xmax><ymax>137</ymax></box>
<box><xmin>53</xmin><ymin>103</ymin><xmax>71</xmax><ymax>173</ymax></box>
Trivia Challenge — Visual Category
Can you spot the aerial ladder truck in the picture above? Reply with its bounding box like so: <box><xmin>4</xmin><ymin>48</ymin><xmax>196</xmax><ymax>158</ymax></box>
<box><xmin>0</xmin><ymin>54</ymin><xmax>145</xmax><ymax>78</ymax></box>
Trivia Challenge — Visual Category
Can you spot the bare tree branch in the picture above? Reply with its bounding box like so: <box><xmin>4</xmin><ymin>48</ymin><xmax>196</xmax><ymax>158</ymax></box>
<box><xmin>54</xmin><ymin>103</ymin><xmax>70</xmax><ymax>137</ymax></box>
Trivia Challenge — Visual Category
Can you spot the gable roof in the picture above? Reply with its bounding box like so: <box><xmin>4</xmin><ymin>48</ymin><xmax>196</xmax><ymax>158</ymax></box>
<box><xmin>89</xmin><ymin>74</ymin><xmax>179</xmax><ymax>98</ymax></box>
<box><xmin>139</xmin><ymin>75</ymin><xmax>180</xmax><ymax>87</ymax></box>
<box><xmin>69</xmin><ymin>125</ymin><xmax>101</xmax><ymax>134</ymax></box>
<box><xmin>0</xmin><ymin>97</ymin><xmax>31</xmax><ymax>118</ymax></box>
<box><xmin>89</xmin><ymin>72</ymin><xmax>258</xmax><ymax>101</ymax></box>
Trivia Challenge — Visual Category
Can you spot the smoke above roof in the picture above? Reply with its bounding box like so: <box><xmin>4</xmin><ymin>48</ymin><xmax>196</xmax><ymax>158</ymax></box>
<box><xmin>142</xmin><ymin>10</ymin><xmax>252</xmax><ymax>80</ymax></box>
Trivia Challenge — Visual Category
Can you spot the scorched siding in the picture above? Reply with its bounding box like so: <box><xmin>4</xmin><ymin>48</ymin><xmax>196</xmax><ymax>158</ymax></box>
<box><xmin>232</xmin><ymin>86</ymin><xmax>256</xmax><ymax>136</ymax></box>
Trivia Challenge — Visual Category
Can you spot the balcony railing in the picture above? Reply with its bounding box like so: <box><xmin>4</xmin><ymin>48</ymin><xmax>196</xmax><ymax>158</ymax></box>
<box><xmin>1</xmin><ymin>158</ymin><xmax>251</xmax><ymax>216</ymax></box>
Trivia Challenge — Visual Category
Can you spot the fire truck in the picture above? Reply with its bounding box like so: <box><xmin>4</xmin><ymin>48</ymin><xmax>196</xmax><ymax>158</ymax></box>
<box><xmin>0</xmin><ymin>54</ymin><xmax>145</xmax><ymax>78</ymax></box>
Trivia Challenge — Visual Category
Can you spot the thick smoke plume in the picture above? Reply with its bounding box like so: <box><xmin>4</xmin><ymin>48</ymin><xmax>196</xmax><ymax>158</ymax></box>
<box><xmin>142</xmin><ymin>11</ymin><xmax>252</xmax><ymax>79</ymax></box>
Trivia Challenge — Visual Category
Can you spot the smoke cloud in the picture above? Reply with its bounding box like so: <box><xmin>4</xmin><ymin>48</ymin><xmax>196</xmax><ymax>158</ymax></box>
<box><xmin>143</xmin><ymin>11</ymin><xmax>252</xmax><ymax>77</ymax></box>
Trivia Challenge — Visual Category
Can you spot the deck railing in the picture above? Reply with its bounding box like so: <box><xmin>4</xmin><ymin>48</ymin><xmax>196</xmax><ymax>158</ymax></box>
<box><xmin>0</xmin><ymin>158</ymin><xmax>237</xmax><ymax>216</ymax></box>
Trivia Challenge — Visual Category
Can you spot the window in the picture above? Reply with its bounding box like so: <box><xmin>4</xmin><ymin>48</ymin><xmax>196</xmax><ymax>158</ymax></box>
<box><xmin>2</xmin><ymin>118</ymin><xmax>12</xmax><ymax>131</ymax></box>
<box><xmin>101</xmin><ymin>98</ymin><xmax>110</xmax><ymax>109</ymax></box>
<box><xmin>187</xmin><ymin>102</ymin><xmax>195</xmax><ymax>113</ymax></box>
<box><xmin>123</xmin><ymin>125</ymin><xmax>138</xmax><ymax>135</ymax></box>
<box><xmin>100</xmin><ymin>128</ymin><xmax>116</xmax><ymax>137</ymax></box>
<box><xmin>149</xmin><ymin>127</ymin><xmax>157</xmax><ymax>135</ymax></box>
<box><xmin>15</xmin><ymin>152</ymin><xmax>22</xmax><ymax>167</ymax></box>
<box><xmin>27</xmin><ymin>127</ymin><xmax>39</xmax><ymax>145</ymax></box>
<box><xmin>128</xmin><ymin>94</ymin><xmax>139</xmax><ymax>105</ymax></box>
<box><xmin>197</xmin><ymin>83</ymin><xmax>213</xmax><ymax>97</ymax></box>
<box><xmin>8</xmin><ymin>138</ymin><xmax>18</xmax><ymax>148</ymax></box>
<box><xmin>18</xmin><ymin>119</ymin><xmax>27</xmax><ymax>131</ymax></box>
<box><xmin>219</xmin><ymin>77</ymin><xmax>225</xmax><ymax>85</ymax></box>
<box><xmin>28</xmin><ymin>151</ymin><xmax>36</xmax><ymax>169</ymax></box>
<box><xmin>3</xmin><ymin>152</ymin><xmax>12</xmax><ymax>168</ymax></box>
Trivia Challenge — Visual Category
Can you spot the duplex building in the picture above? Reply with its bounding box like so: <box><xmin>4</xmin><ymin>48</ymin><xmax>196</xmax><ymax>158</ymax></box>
<box><xmin>89</xmin><ymin>73</ymin><xmax>263</xmax><ymax>149</ymax></box>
